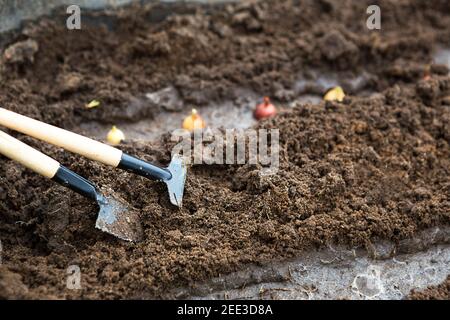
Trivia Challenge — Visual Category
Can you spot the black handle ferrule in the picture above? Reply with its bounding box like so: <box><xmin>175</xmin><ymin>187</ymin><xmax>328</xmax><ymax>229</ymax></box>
<box><xmin>118</xmin><ymin>153</ymin><xmax>172</xmax><ymax>181</ymax></box>
<box><xmin>52</xmin><ymin>166</ymin><xmax>99</xmax><ymax>202</ymax></box>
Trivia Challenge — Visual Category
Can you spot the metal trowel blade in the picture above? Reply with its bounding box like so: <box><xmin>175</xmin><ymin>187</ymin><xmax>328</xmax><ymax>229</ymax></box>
<box><xmin>165</xmin><ymin>154</ymin><xmax>187</xmax><ymax>207</ymax></box>
<box><xmin>95</xmin><ymin>190</ymin><xmax>143</xmax><ymax>242</ymax></box>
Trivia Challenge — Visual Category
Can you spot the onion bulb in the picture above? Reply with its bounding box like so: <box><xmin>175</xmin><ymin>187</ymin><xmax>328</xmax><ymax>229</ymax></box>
<box><xmin>324</xmin><ymin>86</ymin><xmax>345</xmax><ymax>102</ymax></box>
<box><xmin>254</xmin><ymin>97</ymin><xmax>277</xmax><ymax>120</ymax></box>
<box><xmin>182</xmin><ymin>109</ymin><xmax>206</xmax><ymax>131</ymax></box>
<box><xmin>107</xmin><ymin>125</ymin><xmax>125</xmax><ymax>145</ymax></box>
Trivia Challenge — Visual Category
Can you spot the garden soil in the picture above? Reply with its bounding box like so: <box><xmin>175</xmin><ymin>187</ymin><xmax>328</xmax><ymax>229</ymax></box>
<box><xmin>0</xmin><ymin>0</ymin><xmax>449</xmax><ymax>299</ymax></box>
<box><xmin>408</xmin><ymin>275</ymin><xmax>449</xmax><ymax>300</ymax></box>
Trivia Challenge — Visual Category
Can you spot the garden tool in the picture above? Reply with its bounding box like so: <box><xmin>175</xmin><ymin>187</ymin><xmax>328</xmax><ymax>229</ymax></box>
<box><xmin>0</xmin><ymin>108</ymin><xmax>187</xmax><ymax>207</ymax></box>
<box><xmin>0</xmin><ymin>130</ymin><xmax>143</xmax><ymax>242</ymax></box>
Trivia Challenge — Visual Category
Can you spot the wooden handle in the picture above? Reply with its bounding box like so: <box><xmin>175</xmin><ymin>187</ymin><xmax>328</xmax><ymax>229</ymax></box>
<box><xmin>0</xmin><ymin>108</ymin><xmax>123</xmax><ymax>167</ymax></box>
<box><xmin>0</xmin><ymin>130</ymin><xmax>60</xmax><ymax>179</ymax></box>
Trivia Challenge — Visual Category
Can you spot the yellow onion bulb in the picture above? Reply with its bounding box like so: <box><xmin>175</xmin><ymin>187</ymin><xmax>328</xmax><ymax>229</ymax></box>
<box><xmin>182</xmin><ymin>109</ymin><xmax>206</xmax><ymax>131</ymax></box>
<box><xmin>107</xmin><ymin>125</ymin><xmax>125</xmax><ymax>145</ymax></box>
<box><xmin>324</xmin><ymin>86</ymin><xmax>345</xmax><ymax>102</ymax></box>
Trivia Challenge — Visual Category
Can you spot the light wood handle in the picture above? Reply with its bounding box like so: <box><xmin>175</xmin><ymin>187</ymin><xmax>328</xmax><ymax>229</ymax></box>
<box><xmin>0</xmin><ymin>108</ymin><xmax>123</xmax><ymax>167</ymax></box>
<box><xmin>0</xmin><ymin>130</ymin><xmax>60</xmax><ymax>178</ymax></box>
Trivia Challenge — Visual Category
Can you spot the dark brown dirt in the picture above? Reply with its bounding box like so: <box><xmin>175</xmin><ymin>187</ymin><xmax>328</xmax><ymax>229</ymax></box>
<box><xmin>408</xmin><ymin>275</ymin><xmax>450</xmax><ymax>300</ymax></box>
<box><xmin>0</xmin><ymin>0</ymin><xmax>449</xmax><ymax>299</ymax></box>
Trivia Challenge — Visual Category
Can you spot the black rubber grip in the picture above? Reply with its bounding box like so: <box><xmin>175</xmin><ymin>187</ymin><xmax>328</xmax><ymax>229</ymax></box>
<box><xmin>52</xmin><ymin>166</ymin><xmax>98</xmax><ymax>201</ymax></box>
<box><xmin>118</xmin><ymin>153</ymin><xmax>172</xmax><ymax>181</ymax></box>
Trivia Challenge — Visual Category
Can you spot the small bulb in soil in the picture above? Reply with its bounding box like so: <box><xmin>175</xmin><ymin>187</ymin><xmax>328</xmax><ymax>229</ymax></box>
<box><xmin>86</xmin><ymin>99</ymin><xmax>101</xmax><ymax>109</ymax></box>
<box><xmin>182</xmin><ymin>109</ymin><xmax>206</xmax><ymax>131</ymax></box>
<box><xmin>324</xmin><ymin>86</ymin><xmax>345</xmax><ymax>102</ymax></box>
<box><xmin>254</xmin><ymin>97</ymin><xmax>277</xmax><ymax>120</ymax></box>
<box><xmin>423</xmin><ymin>65</ymin><xmax>432</xmax><ymax>81</ymax></box>
<box><xmin>423</xmin><ymin>74</ymin><xmax>431</xmax><ymax>81</ymax></box>
<box><xmin>107</xmin><ymin>125</ymin><xmax>125</xmax><ymax>145</ymax></box>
